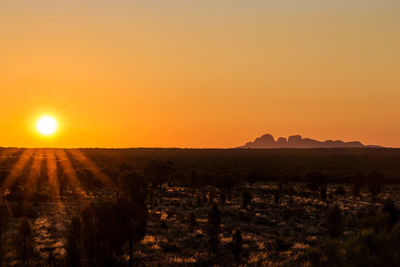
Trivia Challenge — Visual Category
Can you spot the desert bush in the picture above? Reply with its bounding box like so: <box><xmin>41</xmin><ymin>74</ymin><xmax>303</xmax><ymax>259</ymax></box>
<box><xmin>326</xmin><ymin>205</ymin><xmax>342</xmax><ymax>238</ymax></box>
<box><xmin>382</xmin><ymin>199</ymin><xmax>399</xmax><ymax>227</ymax></box>
<box><xmin>334</xmin><ymin>186</ymin><xmax>346</xmax><ymax>196</ymax></box>
<box><xmin>305</xmin><ymin>239</ymin><xmax>344</xmax><ymax>267</ymax></box>
<box><xmin>359</xmin><ymin>206</ymin><xmax>391</xmax><ymax>231</ymax></box>
<box><xmin>80</xmin><ymin>198</ymin><xmax>147</xmax><ymax>267</ymax></box>
<box><xmin>145</xmin><ymin>161</ymin><xmax>175</xmax><ymax>193</ymax></box>
<box><xmin>344</xmin><ymin>227</ymin><xmax>400</xmax><ymax>266</ymax></box>
<box><xmin>160</xmin><ymin>221</ymin><xmax>168</xmax><ymax>230</ymax></box>
<box><xmin>12</xmin><ymin>202</ymin><xmax>37</xmax><ymax>218</ymax></box>
<box><xmin>306</xmin><ymin>172</ymin><xmax>326</xmax><ymax>192</ymax></box>
<box><xmin>274</xmin><ymin>237</ymin><xmax>292</xmax><ymax>252</ymax></box>
<box><xmin>305</xmin><ymin>246</ymin><xmax>323</xmax><ymax>266</ymax></box>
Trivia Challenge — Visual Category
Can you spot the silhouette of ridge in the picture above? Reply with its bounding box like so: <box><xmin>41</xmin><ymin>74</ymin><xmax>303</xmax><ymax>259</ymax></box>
<box><xmin>241</xmin><ymin>134</ymin><xmax>382</xmax><ymax>148</ymax></box>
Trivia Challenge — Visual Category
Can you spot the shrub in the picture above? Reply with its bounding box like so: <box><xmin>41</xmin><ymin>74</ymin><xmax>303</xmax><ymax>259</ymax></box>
<box><xmin>382</xmin><ymin>199</ymin><xmax>399</xmax><ymax>227</ymax></box>
<box><xmin>334</xmin><ymin>186</ymin><xmax>346</xmax><ymax>196</ymax></box>
<box><xmin>306</xmin><ymin>239</ymin><xmax>344</xmax><ymax>266</ymax></box>
<box><xmin>326</xmin><ymin>205</ymin><xmax>342</xmax><ymax>238</ymax></box>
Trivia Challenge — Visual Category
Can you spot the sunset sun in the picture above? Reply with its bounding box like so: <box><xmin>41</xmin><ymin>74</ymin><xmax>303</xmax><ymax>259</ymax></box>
<box><xmin>36</xmin><ymin>116</ymin><xmax>58</xmax><ymax>136</ymax></box>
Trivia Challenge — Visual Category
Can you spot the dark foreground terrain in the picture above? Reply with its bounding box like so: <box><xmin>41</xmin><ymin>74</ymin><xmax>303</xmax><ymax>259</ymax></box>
<box><xmin>1</xmin><ymin>148</ymin><xmax>400</xmax><ymax>266</ymax></box>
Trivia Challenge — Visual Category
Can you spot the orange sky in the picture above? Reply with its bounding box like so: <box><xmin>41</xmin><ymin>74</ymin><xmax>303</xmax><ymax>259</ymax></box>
<box><xmin>0</xmin><ymin>1</ymin><xmax>399</xmax><ymax>148</ymax></box>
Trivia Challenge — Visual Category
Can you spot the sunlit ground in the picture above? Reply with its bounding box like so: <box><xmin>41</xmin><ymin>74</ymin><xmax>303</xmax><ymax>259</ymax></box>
<box><xmin>1</xmin><ymin>148</ymin><xmax>400</xmax><ymax>265</ymax></box>
<box><xmin>0</xmin><ymin>148</ymin><xmax>116</xmax><ymax>264</ymax></box>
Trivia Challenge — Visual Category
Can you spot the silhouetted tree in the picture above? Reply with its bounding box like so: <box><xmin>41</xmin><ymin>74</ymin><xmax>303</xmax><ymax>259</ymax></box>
<box><xmin>66</xmin><ymin>216</ymin><xmax>82</xmax><ymax>267</ymax></box>
<box><xmin>0</xmin><ymin>171</ymin><xmax>7</xmax><ymax>200</ymax></box>
<box><xmin>207</xmin><ymin>204</ymin><xmax>221</xmax><ymax>253</ymax></box>
<box><xmin>81</xmin><ymin>199</ymin><xmax>147</xmax><ymax>267</ymax></box>
<box><xmin>326</xmin><ymin>205</ymin><xmax>342</xmax><ymax>238</ymax></box>
<box><xmin>0</xmin><ymin>201</ymin><xmax>10</xmax><ymax>267</ymax></box>
<box><xmin>306</xmin><ymin>172</ymin><xmax>326</xmax><ymax>192</ymax></box>
<box><xmin>214</xmin><ymin>172</ymin><xmax>237</xmax><ymax>203</ymax></box>
<box><xmin>145</xmin><ymin>161</ymin><xmax>175</xmax><ymax>194</ymax></box>
<box><xmin>15</xmin><ymin>218</ymin><xmax>34</xmax><ymax>266</ymax></box>
<box><xmin>247</xmin><ymin>169</ymin><xmax>261</xmax><ymax>188</ymax></box>
<box><xmin>231</xmin><ymin>230</ymin><xmax>243</xmax><ymax>263</ymax></box>
<box><xmin>117</xmin><ymin>170</ymin><xmax>148</xmax><ymax>267</ymax></box>
<box><xmin>189</xmin><ymin>170</ymin><xmax>198</xmax><ymax>196</ymax></box>
<box><xmin>80</xmin><ymin>203</ymin><xmax>100</xmax><ymax>266</ymax></box>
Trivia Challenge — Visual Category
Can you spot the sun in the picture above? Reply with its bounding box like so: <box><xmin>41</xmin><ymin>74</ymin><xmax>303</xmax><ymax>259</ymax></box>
<box><xmin>36</xmin><ymin>116</ymin><xmax>58</xmax><ymax>136</ymax></box>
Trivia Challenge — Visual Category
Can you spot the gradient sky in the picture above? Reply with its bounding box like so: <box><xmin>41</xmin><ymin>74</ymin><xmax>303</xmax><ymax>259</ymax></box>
<box><xmin>1</xmin><ymin>1</ymin><xmax>399</xmax><ymax>148</ymax></box>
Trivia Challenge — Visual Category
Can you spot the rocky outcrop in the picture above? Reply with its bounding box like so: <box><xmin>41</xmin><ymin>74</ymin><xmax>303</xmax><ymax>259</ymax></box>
<box><xmin>242</xmin><ymin>134</ymin><xmax>370</xmax><ymax>148</ymax></box>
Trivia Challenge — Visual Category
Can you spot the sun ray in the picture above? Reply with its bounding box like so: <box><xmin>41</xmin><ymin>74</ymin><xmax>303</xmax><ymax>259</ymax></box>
<box><xmin>24</xmin><ymin>149</ymin><xmax>45</xmax><ymax>200</ymax></box>
<box><xmin>68</xmin><ymin>149</ymin><xmax>117</xmax><ymax>192</ymax></box>
<box><xmin>45</xmin><ymin>149</ymin><xmax>60</xmax><ymax>199</ymax></box>
<box><xmin>55</xmin><ymin>149</ymin><xmax>87</xmax><ymax>199</ymax></box>
<box><xmin>0</xmin><ymin>149</ymin><xmax>35</xmax><ymax>197</ymax></box>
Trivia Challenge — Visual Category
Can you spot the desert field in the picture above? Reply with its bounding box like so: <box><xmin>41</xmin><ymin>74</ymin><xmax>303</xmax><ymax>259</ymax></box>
<box><xmin>1</xmin><ymin>148</ymin><xmax>400</xmax><ymax>266</ymax></box>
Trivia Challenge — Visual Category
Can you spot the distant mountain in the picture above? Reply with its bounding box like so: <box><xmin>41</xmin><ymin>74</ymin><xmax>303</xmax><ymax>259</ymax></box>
<box><xmin>241</xmin><ymin>134</ymin><xmax>381</xmax><ymax>148</ymax></box>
